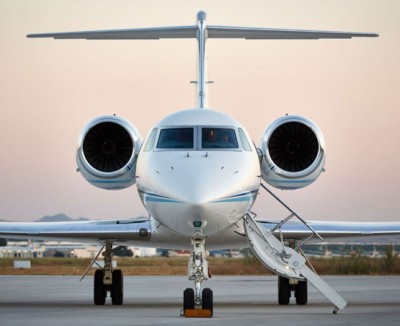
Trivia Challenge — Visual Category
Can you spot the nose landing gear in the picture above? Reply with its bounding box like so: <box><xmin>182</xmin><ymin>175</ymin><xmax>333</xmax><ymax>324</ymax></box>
<box><xmin>182</xmin><ymin>238</ymin><xmax>213</xmax><ymax>318</ymax></box>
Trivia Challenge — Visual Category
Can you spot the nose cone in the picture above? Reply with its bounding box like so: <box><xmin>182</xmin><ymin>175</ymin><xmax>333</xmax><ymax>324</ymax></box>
<box><xmin>137</xmin><ymin>150</ymin><xmax>260</xmax><ymax>237</ymax></box>
<box><xmin>154</xmin><ymin>155</ymin><xmax>252</xmax><ymax>205</ymax></box>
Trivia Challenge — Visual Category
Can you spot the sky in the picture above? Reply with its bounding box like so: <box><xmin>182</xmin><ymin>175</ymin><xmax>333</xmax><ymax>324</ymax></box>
<box><xmin>0</xmin><ymin>0</ymin><xmax>399</xmax><ymax>222</ymax></box>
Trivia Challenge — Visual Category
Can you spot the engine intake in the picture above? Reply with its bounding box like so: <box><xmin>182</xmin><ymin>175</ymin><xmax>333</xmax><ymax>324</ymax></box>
<box><xmin>268</xmin><ymin>121</ymin><xmax>319</xmax><ymax>173</ymax></box>
<box><xmin>76</xmin><ymin>115</ymin><xmax>142</xmax><ymax>190</ymax></box>
<box><xmin>83</xmin><ymin>122</ymin><xmax>134</xmax><ymax>173</ymax></box>
<box><xmin>259</xmin><ymin>115</ymin><xmax>325</xmax><ymax>189</ymax></box>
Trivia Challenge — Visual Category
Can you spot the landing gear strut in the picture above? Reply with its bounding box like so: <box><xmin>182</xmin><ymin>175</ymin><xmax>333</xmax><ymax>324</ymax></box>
<box><xmin>89</xmin><ymin>241</ymin><xmax>123</xmax><ymax>305</ymax></box>
<box><xmin>182</xmin><ymin>238</ymin><xmax>213</xmax><ymax>317</ymax></box>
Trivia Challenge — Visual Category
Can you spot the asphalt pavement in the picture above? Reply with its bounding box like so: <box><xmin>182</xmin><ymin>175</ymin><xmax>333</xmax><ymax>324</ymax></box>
<box><xmin>0</xmin><ymin>275</ymin><xmax>399</xmax><ymax>326</ymax></box>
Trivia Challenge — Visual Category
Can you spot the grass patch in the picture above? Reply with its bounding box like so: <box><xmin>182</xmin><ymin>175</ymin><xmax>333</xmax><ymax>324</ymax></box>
<box><xmin>1</xmin><ymin>254</ymin><xmax>399</xmax><ymax>276</ymax></box>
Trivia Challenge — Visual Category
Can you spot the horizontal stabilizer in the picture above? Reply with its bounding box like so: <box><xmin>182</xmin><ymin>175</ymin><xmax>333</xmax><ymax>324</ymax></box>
<box><xmin>207</xmin><ymin>26</ymin><xmax>378</xmax><ymax>39</ymax></box>
<box><xmin>27</xmin><ymin>25</ymin><xmax>378</xmax><ymax>40</ymax></box>
<box><xmin>27</xmin><ymin>26</ymin><xmax>197</xmax><ymax>40</ymax></box>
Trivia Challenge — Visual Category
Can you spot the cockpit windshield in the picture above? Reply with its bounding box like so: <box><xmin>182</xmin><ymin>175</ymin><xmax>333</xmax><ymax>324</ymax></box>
<box><xmin>202</xmin><ymin>128</ymin><xmax>239</xmax><ymax>149</ymax></box>
<box><xmin>155</xmin><ymin>126</ymin><xmax>245</xmax><ymax>151</ymax></box>
<box><xmin>157</xmin><ymin>128</ymin><xmax>194</xmax><ymax>149</ymax></box>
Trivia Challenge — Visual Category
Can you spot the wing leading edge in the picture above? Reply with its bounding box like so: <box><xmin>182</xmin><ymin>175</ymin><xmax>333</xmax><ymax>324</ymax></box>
<box><xmin>0</xmin><ymin>219</ymin><xmax>151</xmax><ymax>244</ymax></box>
<box><xmin>258</xmin><ymin>220</ymin><xmax>400</xmax><ymax>243</ymax></box>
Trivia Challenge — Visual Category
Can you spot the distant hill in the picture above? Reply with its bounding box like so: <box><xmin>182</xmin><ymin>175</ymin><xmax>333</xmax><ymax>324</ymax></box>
<box><xmin>36</xmin><ymin>213</ymin><xmax>89</xmax><ymax>222</ymax></box>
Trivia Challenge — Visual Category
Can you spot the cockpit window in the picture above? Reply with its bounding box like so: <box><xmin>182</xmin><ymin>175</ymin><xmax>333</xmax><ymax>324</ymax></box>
<box><xmin>238</xmin><ymin>128</ymin><xmax>252</xmax><ymax>151</ymax></box>
<box><xmin>157</xmin><ymin>128</ymin><xmax>194</xmax><ymax>149</ymax></box>
<box><xmin>202</xmin><ymin>128</ymin><xmax>238</xmax><ymax>149</ymax></box>
<box><xmin>144</xmin><ymin>128</ymin><xmax>158</xmax><ymax>152</ymax></box>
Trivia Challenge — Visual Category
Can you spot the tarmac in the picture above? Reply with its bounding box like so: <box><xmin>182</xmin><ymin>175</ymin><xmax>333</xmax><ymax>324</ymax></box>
<box><xmin>0</xmin><ymin>275</ymin><xmax>399</xmax><ymax>326</ymax></box>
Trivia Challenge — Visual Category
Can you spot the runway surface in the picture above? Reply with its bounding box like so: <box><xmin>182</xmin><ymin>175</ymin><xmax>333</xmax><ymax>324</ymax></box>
<box><xmin>0</xmin><ymin>275</ymin><xmax>399</xmax><ymax>326</ymax></box>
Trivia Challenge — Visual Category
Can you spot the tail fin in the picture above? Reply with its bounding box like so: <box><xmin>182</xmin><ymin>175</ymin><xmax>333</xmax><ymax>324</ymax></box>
<box><xmin>28</xmin><ymin>11</ymin><xmax>378</xmax><ymax>108</ymax></box>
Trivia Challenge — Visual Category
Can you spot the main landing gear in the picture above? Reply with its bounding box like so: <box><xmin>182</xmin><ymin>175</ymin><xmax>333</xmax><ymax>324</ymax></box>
<box><xmin>278</xmin><ymin>276</ymin><xmax>308</xmax><ymax>305</ymax></box>
<box><xmin>93</xmin><ymin>241</ymin><xmax>124</xmax><ymax>305</ymax></box>
<box><xmin>182</xmin><ymin>238</ymin><xmax>213</xmax><ymax>317</ymax></box>
<box><xmin>80</xmin><ymin>240</ymin><xmax>124</xmax><ymax>305</ymax></box>
<box><xmin>94</xmin><ymin>268</ymin><xmax>123</xmax><ymax>305</ymax></box>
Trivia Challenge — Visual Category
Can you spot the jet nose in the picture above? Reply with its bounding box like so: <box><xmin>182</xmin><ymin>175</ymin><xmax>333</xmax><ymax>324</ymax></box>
<box><xmin>140</xmin><ymin>151</ymin><xmax>260</xmax><ymax>210</ymax></box>
<box><xmin>138</xmin><ymin>151</ymin><xmax>260</xmax><ymax>237</ymax></box>
<box><xmin>161</xmin><ymin>163</ymin><xmax>237</xmax><ymax>205</ymax></box>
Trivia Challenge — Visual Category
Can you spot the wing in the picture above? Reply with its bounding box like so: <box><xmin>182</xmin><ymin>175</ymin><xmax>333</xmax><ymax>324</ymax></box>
<box><xmin>258</xmin><ymin>220</ymin><xmax>400</xmax><ymax>243</ymax></box>
<box><xmin>0</xmin><ymin>218</ymin><xmax>151</xmax><ymax>245</ymax></box>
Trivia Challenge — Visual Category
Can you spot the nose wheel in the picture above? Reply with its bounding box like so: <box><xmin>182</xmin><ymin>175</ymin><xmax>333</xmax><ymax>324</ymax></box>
<box><xmin>183</xmin><ymin>287</ymin><xmax>213</xmax><ymax>317</ymax></box>
<box><xmin>183</xmin><ymin>288</ymin><xmax>195</xmax><ymax>310</ymax></box>
<box><xmin>201</xmin><ymin>288</ymin><xmax>213</xmax><ymax>311</ymax></box>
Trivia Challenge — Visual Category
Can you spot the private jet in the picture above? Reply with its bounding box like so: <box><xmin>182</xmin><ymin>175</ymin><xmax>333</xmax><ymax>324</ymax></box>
<box><xmin>1</xmin><ymin>11</ymin><xmax>399</xmax><ymax>316</ymax></box>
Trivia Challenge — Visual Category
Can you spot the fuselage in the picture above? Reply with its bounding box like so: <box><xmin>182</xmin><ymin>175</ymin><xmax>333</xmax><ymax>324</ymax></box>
<box><xmin>136</xmin><ymin>109</ymin><xmax>260</xmax><ymax>238</ymax></box>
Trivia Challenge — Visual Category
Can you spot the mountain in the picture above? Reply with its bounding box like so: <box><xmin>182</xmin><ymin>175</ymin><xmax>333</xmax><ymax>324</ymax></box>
<box><xmin>36</xmin><ymin>213</ymin><xmax>89</xmax><ymax>222</ymax></box>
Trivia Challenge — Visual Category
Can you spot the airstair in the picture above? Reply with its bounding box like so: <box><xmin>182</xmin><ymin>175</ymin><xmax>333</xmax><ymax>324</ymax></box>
<box><xmin>243</xmin><ymin>184</ymin><xmax>347</xmax><ymax>313</ymax></box>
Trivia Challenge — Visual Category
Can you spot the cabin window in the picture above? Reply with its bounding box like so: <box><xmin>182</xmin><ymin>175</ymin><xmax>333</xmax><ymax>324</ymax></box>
<box><xmin>157</xmin><ymin>128</ymin><xmax>194</xmax><ymax>149</ymax></box>
<box><xmin>144</xmin><ymin>128</ymin><xmax>158</xmax><ymax>152</ymax></box>
<box><xmin>238</xmin><ymin>128</ymin><xmax>252</xmax><ymax>151</ymax></box>
<box><xmin>201</xmin><ymin>128</ymin><xmax>238</xmax><ymax>149</ymax></box>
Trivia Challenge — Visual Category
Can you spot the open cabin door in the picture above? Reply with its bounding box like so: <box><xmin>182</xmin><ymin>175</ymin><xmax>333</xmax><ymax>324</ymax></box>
<box><xmin>244</xmin><ymin>214</ymin><xmax>347</xmax><ymax>313</ymax></box>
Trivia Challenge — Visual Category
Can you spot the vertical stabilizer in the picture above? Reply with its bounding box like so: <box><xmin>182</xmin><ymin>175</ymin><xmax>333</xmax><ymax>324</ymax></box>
<box><xmin>196</xmin><ymin>11</ymin><xmax>208</xmax><ymax>109</ymax></box>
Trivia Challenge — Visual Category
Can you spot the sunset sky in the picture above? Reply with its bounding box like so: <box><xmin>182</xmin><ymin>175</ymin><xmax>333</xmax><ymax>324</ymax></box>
<box><xmin>1</xmin><ymin>0</ymin><xmax>399</xmax><ymax>222</ymax></box>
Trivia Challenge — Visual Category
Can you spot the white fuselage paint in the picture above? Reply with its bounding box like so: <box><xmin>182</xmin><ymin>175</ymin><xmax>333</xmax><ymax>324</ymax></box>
<box><xmin>136</xmin><ymin>109</ymin><xmax>260</xmax><ymax>239</ymax></box>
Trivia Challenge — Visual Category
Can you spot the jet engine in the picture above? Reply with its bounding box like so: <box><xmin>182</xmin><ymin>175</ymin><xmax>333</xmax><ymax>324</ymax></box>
<box><xmin>259</xmin><ymin>115</ymin><xmax>325</xmax><ymax>190</ymax></box>
<box><xmin>76</xmin><ymin>115</ymin><xmax>142</xmax><ymax>190</ymax></box>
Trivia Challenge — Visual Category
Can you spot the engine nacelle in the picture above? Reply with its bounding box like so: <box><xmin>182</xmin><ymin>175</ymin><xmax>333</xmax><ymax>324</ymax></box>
<box><xmin>76</xmin><ymin>115</ymin><xmax>142</xmax><ymax>190</ymax></box>
<box><xmin>259</xmin><ymin>115</ymin><xmax>325</xmax><ymax>190</ymax></box>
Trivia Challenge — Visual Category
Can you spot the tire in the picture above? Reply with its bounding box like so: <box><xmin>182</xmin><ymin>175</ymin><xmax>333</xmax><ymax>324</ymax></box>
<box><xmin>295</xmin><ymin>280</ymin><xmax>308</xmax><ymax>305</ymax></box>
<box><xmin>111</xmin><ymin>269</ymin><xmax>123</xmax><ymax>305</ymax></box>
<box><xmin>183</xmin><ymin>288</ymin><xmax>195</xmax><ymax>310</ymax></box>
<box><xmin>94</xmin><ymin>269</ymin><xmax>106</xmax><ymax>305</ymax></box>
<box><xmin>278</xmin><ymin>276</ymin><xmax>290</xmax><ymax>305</ymax></box>
<box><xmin>202</xmin><ymin>288</ymin><xmax>213</xmax><ymax>313</ymax></box>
